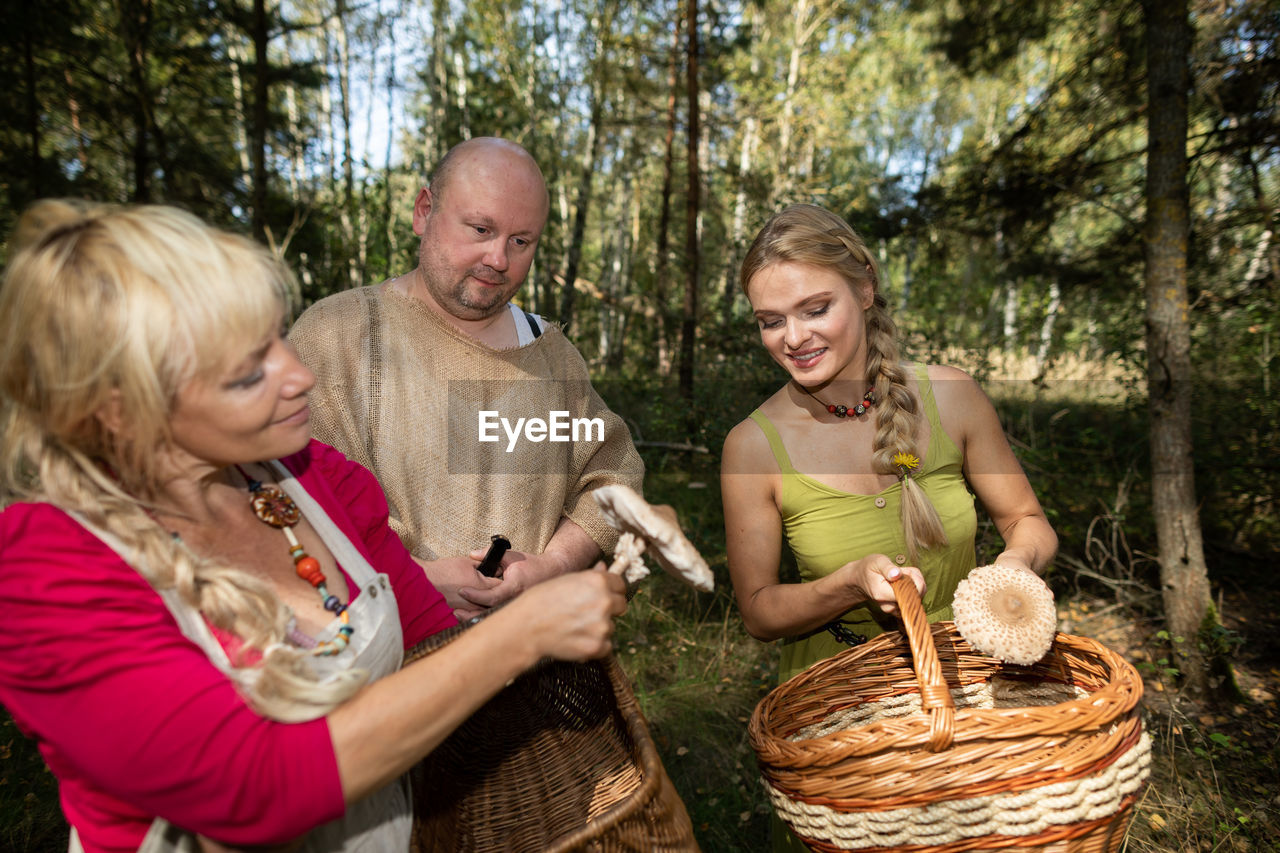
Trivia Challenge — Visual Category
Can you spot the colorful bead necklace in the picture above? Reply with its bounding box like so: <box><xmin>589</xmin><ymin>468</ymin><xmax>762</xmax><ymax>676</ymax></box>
<box><xmin>802</xmin><ymin>384</ymin><xmax>876</xmax><ymax>418</ymax></box>
<box><xmin>238</xmin><ymin>466</ymin><xmax>354</xmax><ymax>656</ymax></box>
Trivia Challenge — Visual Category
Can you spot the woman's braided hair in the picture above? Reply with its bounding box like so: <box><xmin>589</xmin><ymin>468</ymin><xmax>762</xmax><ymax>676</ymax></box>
<box><xmin>0</xmin><ymin>200</ymin><xmax>365</xmax><ymax>721</ymax></box>
<box><xmin>740</xmin><ymin>203</ymin><xmax>947</xmax><ymax>561</ymax></box>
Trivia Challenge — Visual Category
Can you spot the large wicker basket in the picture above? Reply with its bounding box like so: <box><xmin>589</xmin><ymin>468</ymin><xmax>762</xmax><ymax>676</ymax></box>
<box><xmin>749</xmin><ymin>576</ymin><xmax>1149</xmax><ymax>852</ymax></box>
<box><xmin>405</xmin><ymin>622</ymin><xmax>700</xmax><ymax>852</ymax></box>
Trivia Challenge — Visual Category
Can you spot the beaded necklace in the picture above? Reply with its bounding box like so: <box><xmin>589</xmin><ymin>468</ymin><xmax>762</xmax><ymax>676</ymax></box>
<box><xmin>801</xmin><ymin>384</ymin><xmax>876</xmax><ymax>418</ymax></box>
<box><xmin>237</xmin><ymin>465</ymin><xmax>354</xmax><ymax>656</ymax></box>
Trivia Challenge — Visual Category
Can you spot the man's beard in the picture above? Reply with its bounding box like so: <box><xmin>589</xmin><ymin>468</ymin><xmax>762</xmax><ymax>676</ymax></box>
<box><xmin>419</xmin><ymin>253</ymin><xmax>514</xmax><ymax>320</ymax></box>
<box><xmin>452</xmin><ymin>269</ymin><xmax>510</xmax><ymax>315</ymax></box>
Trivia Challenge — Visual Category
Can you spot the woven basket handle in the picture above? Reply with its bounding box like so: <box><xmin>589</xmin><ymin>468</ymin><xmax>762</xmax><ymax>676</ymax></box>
<box><xmin>890</xmin><ymin>574</ymin><xmax>956</xmax><ymax>752</ymax></box>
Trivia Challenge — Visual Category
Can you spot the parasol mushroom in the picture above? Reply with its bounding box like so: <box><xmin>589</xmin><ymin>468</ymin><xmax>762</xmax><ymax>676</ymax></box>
<box><xmin>951</xmin><ymin>563</ymin><xmax>1056</xmax><ymax>665</ymax></box>
<box><xmin>592</xmin><ymin>485</ymin><xmax>715</xmax><ymax>592</ymax></box>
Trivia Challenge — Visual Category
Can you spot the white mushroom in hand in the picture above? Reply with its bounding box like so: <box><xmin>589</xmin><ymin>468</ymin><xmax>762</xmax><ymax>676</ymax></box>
<box><xmin>593</xmin><ymin>485</ymin><xmax>715</xmax><ymax>592</ymax></box>
<box><xmin>952</xmin><ymin>564</ymin><xmax>1056</xmax><ymax>665</ymax></box>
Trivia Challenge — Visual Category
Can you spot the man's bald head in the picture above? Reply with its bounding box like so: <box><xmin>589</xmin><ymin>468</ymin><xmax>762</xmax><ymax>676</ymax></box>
<box><xmin>410</xmin><ymin>138</ymin><xmax>550</xmax><ymax>323</ymax></box>
<box><xmin>428</xmin><ymin>137</ymin><xmax>550</xmax><ymax>222</ymax></box>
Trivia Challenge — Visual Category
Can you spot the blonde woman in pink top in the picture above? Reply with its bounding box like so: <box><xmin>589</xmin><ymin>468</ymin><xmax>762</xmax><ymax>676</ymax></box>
<box><xmin>0</xmin><ymin>201</ymin><xmax>626</xmax><ymax>853</ymax></box>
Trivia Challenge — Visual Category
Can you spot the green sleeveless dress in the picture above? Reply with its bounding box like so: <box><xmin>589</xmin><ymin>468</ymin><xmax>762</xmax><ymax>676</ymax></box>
<box><xmin>750</xmin><ymin>365</ymin><xmax>979</xmax><ymax>684</ymax></box>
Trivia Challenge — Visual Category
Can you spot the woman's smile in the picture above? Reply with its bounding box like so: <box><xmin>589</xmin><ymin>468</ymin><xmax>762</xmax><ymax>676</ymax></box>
<box><xmin>786</xmin><ymin>347</ymin><xmax>828</xmax><ymax>367</ymax></box>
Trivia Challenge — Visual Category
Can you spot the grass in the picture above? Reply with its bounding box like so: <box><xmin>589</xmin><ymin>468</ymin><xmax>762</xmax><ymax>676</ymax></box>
<box><xmin>2</xmin><ymin>351</ymin><xmax>1277</xmax><ymax>852</ymax></box>
<box><xmin>0</xmin><ymin>715</ymin><xmax>65</xmax><ymax>853</ymax></box>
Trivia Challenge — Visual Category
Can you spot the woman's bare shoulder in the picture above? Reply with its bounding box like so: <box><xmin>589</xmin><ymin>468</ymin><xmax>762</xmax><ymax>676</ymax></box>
<box><xmin>723</xmin><ymin>387</ymin><xmax>789</xmax><ymax>475</ymax></box>
<box><xmin>925</xmin><ymin>363</ymin><xmax>986</xmax><ymax>404</ymax></box>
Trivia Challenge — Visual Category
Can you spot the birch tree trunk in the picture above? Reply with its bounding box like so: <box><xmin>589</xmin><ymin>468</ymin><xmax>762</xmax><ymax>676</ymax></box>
<box><xmin>282</xmin><ymin>34</ymin><xmax>303</xmax><ymax>196</ymax></box>
<box><xmin>332</xmin><ymin>0</ymin><xmax>360</xmax><ymax>288</ymax></box>
<box><xmin>382</xmin><ymin>0</ymin><xmax>406</xmax><ymax>280</ymax></box>
<box><xmin>774</xmin><ymin>0</ymin><xmax>807</xmax><ymax>204</ymax></box>
<box><xmin>721</xmin><ymin>110</ymin><xmax>757</xmax><ymax>326</ymax></box>
<box><xmin>428</xmin><ymin>0</ymin><xmax>449</xmax><ymax>166</ymax></box>
<box><xmin>1143</xmin><ymin>0</ymin><xmax>1218</xmax><ymax>698</ymax></box>
<box><xmin>1034</xmin><ymin>277</ymin><xmax>1060</xmax><ymax>380</ymax></box>
<box><xmin>453</xmin><ymin>51</ymin><xmax>471</xmax><ymax>140</ymax></box>
<box><xmin>1003</xmin><ymin>279</ymin><xmax>1019</xmax><ymax>349</ymax></box>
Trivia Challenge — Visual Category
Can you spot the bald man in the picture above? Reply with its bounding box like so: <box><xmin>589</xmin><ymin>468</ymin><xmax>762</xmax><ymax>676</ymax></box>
<box><xmin>290</xmin><ymin>137</ymin><xmax>644</xmax><ymax>620</ymax></box>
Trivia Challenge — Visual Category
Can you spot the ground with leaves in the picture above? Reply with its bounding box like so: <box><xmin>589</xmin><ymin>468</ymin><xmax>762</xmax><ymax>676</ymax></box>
<box><xmin>1064</xmin><ymin>584</ymin><xmax>1280</xmax><ymax>851</ymax></box>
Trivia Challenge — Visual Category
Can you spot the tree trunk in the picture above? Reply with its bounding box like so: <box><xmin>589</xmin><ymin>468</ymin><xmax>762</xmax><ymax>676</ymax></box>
<box><xmin>716</xmin><ymin>0</ymin><xmax>752</xmax><ymax>325</ymax></box>
<box><xmin>119</xmin><ymin>0</ymin><xmax>155</xmax><ymax>202</ymax></box>
<box><xmin>774</xmin><ymin>0</ymin><xmax>808</xmax><ymax>204</ymax></box>
<box><xmin>281</xmin><ymin>34</ymin><xmax>303</xmax><ymax>196</ymax></box>
<box><xmin>557</xmin><ymin>14</ymin><xmax>607</xmax><ymax>332</ymax></box>
<box><xmin>428</xmin><ymin>0</ymin><xmax>449</xmax><ymax>166</ymax></box>
<box><xmin>721</xmin><ymin>110</ymin><xmax>756</xmax><ymax>327</ymax></box>
<box><xmin>453</xmin><ymin>51</ymin><xmax>471</xmax><ymax>140</ymax></box>
<box><xmin>1034</xmin><ymin>277</ymin><xmax>1060</xmax><ymax>380</ymax></box>
<box><xmin>228</xmin><ymin>33</ymin><xmax>254</xmax><ymax>194</ymax></box>
<box><xmin>1143</xmin><ymin>0</ymin><xmax>1218</xmax><ymax>698</ymax></box>
<box><xmin>678</xmin><ymin>0</ymin><xmax>700</xmax><ymax>406</ymax></box>
<box><xmin>1003</xmin><ymin>279</ymin><xmax>1019</xmax><ymax>349</ymax></box>
<box><xmin>333</xmin><ymin>0</ymin><xmax>360</xmax><ymax>288</ymax></box>
<box><xmin>21</xmin><ymin>4</ymin><xmax>42</xmax><ymax>197</ymax></box>
<box><xmin>653</xmin><ymin>3</ymin><xmax>682</xmax><ymax>376</ymax></box>
<box><xmin>557</xmin><ymin>109</ymin><xmax>598</xmax><ymax>332</ymax></box>
<box><xmin>65</xmin><ymin>67</ymin><xmax>88</xmax><ymax>174</ymax></box>
<box><xmin>382</xmin><ymin>0</ymin><xmax>406</xmax><ymax>280</ymax></box>
<box><xmin>250</xmin><ymin>0</ymin><xmax>270</xmax><ymax>239</ymax></box>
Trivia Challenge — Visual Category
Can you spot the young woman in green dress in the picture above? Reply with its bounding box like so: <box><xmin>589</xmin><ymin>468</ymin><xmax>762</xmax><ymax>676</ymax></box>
<box><xmin>721</xmin><ymin>204</ymin><xmax>1058</xmax><ymax>849</ymax></box>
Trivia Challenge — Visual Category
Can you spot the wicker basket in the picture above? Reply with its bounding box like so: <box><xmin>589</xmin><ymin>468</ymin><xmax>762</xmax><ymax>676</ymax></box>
<box><xmin>749</xmin><ymin>576</ymin><xmax>1149</xmax><ymax>852</ymax></box>
<box><xmin>405</xmin><ymin>622</ymin><xmax>700</xmax><ymax>852</ymax></box>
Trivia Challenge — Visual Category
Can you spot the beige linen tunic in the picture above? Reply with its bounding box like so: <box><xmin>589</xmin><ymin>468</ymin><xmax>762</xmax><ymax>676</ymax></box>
<box><xmin>289</xmin><ymin>285</ymin><xmax>644</xmax><ymax>562</ymax></box>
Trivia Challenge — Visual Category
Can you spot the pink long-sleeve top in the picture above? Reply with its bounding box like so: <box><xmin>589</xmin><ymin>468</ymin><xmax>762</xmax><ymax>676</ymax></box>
<box><xmin>0</xmin><ymin>440</ymin><xmax>457</xmax><ymax>853</ymax></box>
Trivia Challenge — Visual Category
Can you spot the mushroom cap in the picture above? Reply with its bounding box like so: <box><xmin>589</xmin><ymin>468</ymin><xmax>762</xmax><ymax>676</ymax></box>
<box><xmin>592</xmin><ymin>485</ymin><xmax>714</xmax><ymax>592</ymax></box>
<box><xmin>952</xmin><ymin>564</ymin><xmax>1056</xmax><ymax>665</ymax></box>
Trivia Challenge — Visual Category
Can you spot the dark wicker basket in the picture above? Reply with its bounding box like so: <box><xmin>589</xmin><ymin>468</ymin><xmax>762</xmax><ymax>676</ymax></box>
<box><xmin>405</xmin><ymin>623</ymin><xmax>700</xmax><ymax>852</ymax></box>
<box><xmin>750</xmin><ymin>576</ymin><xmax>1149</xmax><ymax>852</ymax></box>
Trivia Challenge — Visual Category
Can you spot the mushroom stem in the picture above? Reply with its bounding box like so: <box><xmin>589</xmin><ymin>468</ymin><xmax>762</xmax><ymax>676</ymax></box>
<box><xmin>608</xmin><ymin>532</ymin><xmax>651</xmax><ymax>584</ymax></box>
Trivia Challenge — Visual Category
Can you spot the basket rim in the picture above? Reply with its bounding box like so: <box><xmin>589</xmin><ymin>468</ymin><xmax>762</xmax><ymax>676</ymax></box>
<box><xmin>409</xmin><ymin>622</ymin><xmax>692</xmax><ymax>851</ymax></box>
<box><xmin>541</xmin><ymin>654</ymin><xmax>669</xmax><ymax>853</ymax></box>
<box><xmin>751</xmin><ymin>625</ymin><xmax>1142</xmax><ymax>760</ymax></box>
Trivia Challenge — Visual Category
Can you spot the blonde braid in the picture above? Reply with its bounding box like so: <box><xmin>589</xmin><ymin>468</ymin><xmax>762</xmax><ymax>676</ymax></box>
<box><xmin>863</xmin><ymin>292</ymin><xmax>948</xmax><ymax>561</ymax></box>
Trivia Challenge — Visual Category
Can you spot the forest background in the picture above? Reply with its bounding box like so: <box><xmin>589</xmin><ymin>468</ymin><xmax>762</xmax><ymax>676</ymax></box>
<box><xmin>1</xmin><ymin>0</ymin><xmax>1277</xmax><ymax>850</ymax></box>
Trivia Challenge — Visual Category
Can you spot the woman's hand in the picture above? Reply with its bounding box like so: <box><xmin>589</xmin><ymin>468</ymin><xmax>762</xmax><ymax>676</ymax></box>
<box><xmin>992</xmin><ymin>552</ymin><xmax>1036</xmax><ymax>576</ymax></box>
<box><xmin>838</xmin><ymin>554</ymin><xmax>926</xmax><ymax>617</ymax></box>
<box><xmin>505</xmin><ymin>566</ymin><xmax>627</xmax><ymax>662</ymax></box>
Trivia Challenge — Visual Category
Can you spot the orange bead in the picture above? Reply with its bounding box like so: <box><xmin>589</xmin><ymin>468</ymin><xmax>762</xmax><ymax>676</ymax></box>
<box><xmin>294</xmin><ymin>555</ymin><xmax>322</xmax><ymax>581</ymax></box>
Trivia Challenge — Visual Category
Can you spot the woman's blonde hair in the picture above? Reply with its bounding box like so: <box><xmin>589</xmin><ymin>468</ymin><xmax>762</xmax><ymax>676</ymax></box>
<box><xmin>740</xmin><ymin>203</ymin><xmax>947</xmax><ymax>561</ymax></box>
<box><xmin>0</xmin><ymin>200</ymin><xmax>363</xmax><ymax>721</ymax></box>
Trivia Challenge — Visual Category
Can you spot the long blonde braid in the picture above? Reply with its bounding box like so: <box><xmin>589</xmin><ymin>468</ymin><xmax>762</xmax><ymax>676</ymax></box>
<box><xmin>0</xmin><ymin>201</ymin><xmax>365</xmax><ymax>722</ymax></box>
<box><xmin>742</xmin><ymin>204</ymin><xmax>948</xmax><ymax>561</ymax></box>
